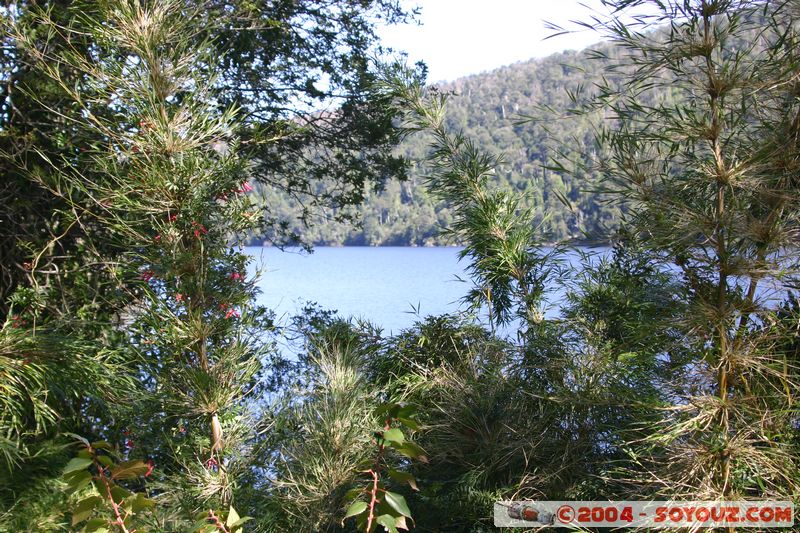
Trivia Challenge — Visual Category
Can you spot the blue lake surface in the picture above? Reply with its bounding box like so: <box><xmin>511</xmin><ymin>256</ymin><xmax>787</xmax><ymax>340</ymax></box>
<box><xmin>246</xmin><ymin>246</ymin><xmax>614</xmax><ymax>335</ymax></box>
<box><xmin>247</xmin><ymin>246</ymin><xmax>471</xmax><ymax>334</ymax></box>
<box><xmin>247</xmin><ymin>246</ymin><xmax>792</xmax><ymax>339</ymax></box>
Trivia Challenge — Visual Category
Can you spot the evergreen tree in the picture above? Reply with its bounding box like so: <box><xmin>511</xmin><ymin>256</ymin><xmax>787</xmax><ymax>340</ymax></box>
<box><xmin>378</xmin><ymin>67</ymin><xmax>657</xmax><ymax>530</ymax></box>
<box><xmin>555</xmin><ymin>0</ymin><xmax>800</xmax><ymax>500</ymax></box>
<box><xmin>11</xmin><ymin>0</ymin><xmax>270</xmax><ymax>528</ymax></box>
<box><xmin>1</xmin><ymin>0</ymin><xmax>415</xmax><ymax>528</ymax></box>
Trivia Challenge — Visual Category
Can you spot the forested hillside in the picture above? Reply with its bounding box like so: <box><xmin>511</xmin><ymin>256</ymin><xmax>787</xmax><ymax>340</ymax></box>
<box><xmin>257</xmin><ymin>44</ymin><xmax>629</xmax><ymax>246</ymax></box>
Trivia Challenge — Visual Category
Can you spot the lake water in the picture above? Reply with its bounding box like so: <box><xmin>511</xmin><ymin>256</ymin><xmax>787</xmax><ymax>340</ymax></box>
<box><xmin>246</xmin><ymin>246</ymin><xmax>609</xmax><ymax>335</ymax></box>
<box><xmin>247</xmin><ymin>246</ymin><xmax>471</xmax><ymax>334</ymax></box>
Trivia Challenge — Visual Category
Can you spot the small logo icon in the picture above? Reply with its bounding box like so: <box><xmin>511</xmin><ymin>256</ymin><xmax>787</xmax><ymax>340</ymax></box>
<box><xmin>507</xmin><ymin>503</ymin><xmax>555</xmax><ymax>525</ymax></box>
<box><xmin>556</xmin><ymin>504</ymin><xmax>575</xmax><ymax>524</ymax></box>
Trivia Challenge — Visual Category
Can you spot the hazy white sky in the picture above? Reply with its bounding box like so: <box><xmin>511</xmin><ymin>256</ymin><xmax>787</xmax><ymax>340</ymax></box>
<box><xmin>377</xmin><ymin>0</ymin><xmax>615</xmax><ymax>82</ymax></box>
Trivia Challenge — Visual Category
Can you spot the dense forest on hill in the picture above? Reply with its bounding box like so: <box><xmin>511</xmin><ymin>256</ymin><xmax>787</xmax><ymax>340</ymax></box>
<box><xmin>258</xmin><ymin>12</ymin><xmax>770</xmax><ymax>248</ymax></box>
<box><xmin>254</xmin><ymin>44</ymin><xmax>631</xmax><ymax>246</ymax></box>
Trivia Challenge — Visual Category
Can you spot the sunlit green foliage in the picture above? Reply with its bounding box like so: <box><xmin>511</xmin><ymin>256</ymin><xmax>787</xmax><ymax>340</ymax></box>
<box><xmin>7</xmin><ymin>0</ymin><xmax>270</xmax><ymax>527</ymax></box>
<box><xmin>550</xmin><ymin>0</ymin><xmax>800</xmax><ymax>500</ymax></box>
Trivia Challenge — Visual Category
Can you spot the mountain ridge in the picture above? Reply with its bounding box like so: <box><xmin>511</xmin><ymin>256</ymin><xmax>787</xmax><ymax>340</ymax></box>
<box><xmin>254</xmin><ymin>41</ymin><xmax>626</xmax><ymax>246</ymax></box>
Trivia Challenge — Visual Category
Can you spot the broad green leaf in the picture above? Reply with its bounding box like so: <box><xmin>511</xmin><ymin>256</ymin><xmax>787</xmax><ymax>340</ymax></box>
<box><xmin>83</xmin><ymin>517</ymin><xmax>109</xmax><ymax>532</ymax></box>
<box><xmin>65</xmin><ymin>433</ymin><xmax>90</xmax><ymax>447</ymax></box>
<box><xmin>96</xmin><ymin>455</ymin><xmax>113</xmax><ymax>468</ymax></box>
<box><xmin>72</xmin><ymin>496</ymin><xmax>101</xmax><ymax>525</ymax></box>
<box><xmin>344</xmin><ymin>487</ymin><xmax>364</xmax><ymax>500</ymax></box>
<box><xmin>226</xmin><ymin>506</ymin><xmax>240</xmax><ymax>528</ymax></box>
<box><xmin>75</xmin><ymin>495</ymin><xmax>102</xmax><ymax>510</ymax></box>
<box><xmin>394</xmin><ymin>442</ymin><xmax>428</xmax><ymax>463</ymax></box>
<box><xmin>110</xmin><ymin>485</ymin><xmax>131</xmax><ymax>502</ymax></box>
<box><xmin>190</xmin><ymin>523</ymin><xmax>217</xmax><ymax>533</ymax></box>
<box><xmin>395</xmin><ymin>515</ymin><xmax>409</xmax><ymax>530</ymax></box>
<box><xmin>131</xmin><ymin>493</ymin><xmax>155</xmax><ymax>512</ymax></box>
<box><xmin>382</xmin><ymin>428</ymin><xmax>405</xmax><ymax>445</ymax></box>
<box><xmin>343</xmin><ymin>500</ymin><xmax>368</xmax><ymax>523</ymax></box>
<box><xmin>91</xmin><ymin>441</ymin><xmax>114</xmax><ymax>451</ymax></box>
<box><xmin>190</xmin><ymin>519</ymin><xmax>210</xmax><ymax>532</ymax></box>
<box><xmin>375</xmin><ymin>514</ymin><xmax>398</xmax><ymax>533</ymax></box>
<box><xmin>228</xmin><ymin>517</ymin><xmax>253</xmax><ymax>530</ymax></box>
<box><xmin>66</xmin><ymin>469</ymin><xmax>93</xmax><ymax>492</ymax></box>
<box><xmin>63</xmin><ymin>457</ymin><xmax>93</xmax><ymax>476</ymax></box>
<box><xmin>388</xmin><ymin>469</ymin><xmax>419</xmax><ymax>491</ymax></box>
<box><xmin>396</xmin><ymin>405</ymin><xmax>417</xmax><ymax>418</ymax></box>
<box><xmin>384</xmin><ymin>491</ymin><xmax>412</xmax><ymax>518</ymax></box>
<box><xmin>374</xmin><ymin>402</ymin><xmax>400</xmax><ymax>419</ymax></box>
<box><xmin>110</xmin><ymin>459</ymin><xmax>149</xmax><ymax>480</ymax></box>
<box><xmin>397</xmin><ymin>417</ymin><xmax>420</xmax><ymax>431</ymax></box>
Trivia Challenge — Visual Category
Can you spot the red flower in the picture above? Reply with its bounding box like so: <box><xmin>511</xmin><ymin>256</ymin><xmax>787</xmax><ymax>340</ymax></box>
<box><xmin>125</xmin><ymin>439</ymin><xmax>134</xmax><ymax>449</ymax></box>
<box><xmin>141</xmin><ymin>270</ymin><xmax>155</xmax><ymax>281</ymax></box>
<box><xmin>192</xmin><ymin>221</ymin><xmax>208</xmax><ymax>238</ymax></box>
<box><xmin>236</xmin><ymin>182</ymin><xmax>254</xmax><ymax>193</ymax></box>
<box><xmin>145</xmin><ymin>459</ymin><xmax>155</xmax><ymax>478</ymax></box>
<box><xmin>175</xmin><ymin>293</ymin><xmax>184</xmax><ymax>302</ymax></box>
<box><xmin>205</xmin><ymin>457</ymin><xmax>219</xmax><ymax>470</ymax></box>
<box><xmin>229</xmin><ymin>272</ymin><xmax>243</xmax><ymax>281</ymax></box>
<box><xmin>167</xmin><ymin>214</ymin><xmax>178</xmax><ymax>222</ymax></box>
<box><xmin>154</xmin><ymin>234</ymin><xmax>161</xmax><ymax>242</ymax></box>
<box><xmin>219</xmin><ymin>303</ymin><xmax>239</xmax><ymax>318</ymax></box>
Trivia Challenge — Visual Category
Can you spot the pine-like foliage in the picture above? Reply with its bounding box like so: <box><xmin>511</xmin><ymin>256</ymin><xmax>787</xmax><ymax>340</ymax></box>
<box><xmin>383</xmin><ymin>73</ymin><xmax>558</xmax><ymax>330</ymax></box>
<box><xmin>379</xmin><ymin>71</ymin><xmax>663</xmax><ymax>529</ymax></box>
<box><xmin>265</xmin><ymin>324</ymin><xmax>378</xmax><ymax>532</ymax></box>
<box><xmin>554</xmin><ymin>0</ymin><xmax>800</xmax><ymax>500</ymax></box>
<box><xmin>13</xmin><ymin>0</ymin><xmax>271</xmax><ymax>527</ymax></box>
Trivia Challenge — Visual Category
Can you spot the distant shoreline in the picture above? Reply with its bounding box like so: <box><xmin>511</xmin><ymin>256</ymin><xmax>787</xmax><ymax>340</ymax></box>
<box><xmin>250</xmin><ymin>238</ymin><xmax>613</xmax><ymax>249</ymax></box>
